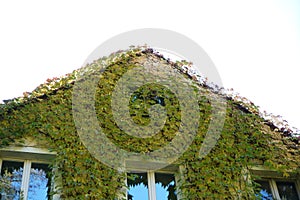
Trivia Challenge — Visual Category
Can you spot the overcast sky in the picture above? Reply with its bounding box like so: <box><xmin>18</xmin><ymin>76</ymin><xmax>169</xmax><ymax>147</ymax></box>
<box><xmin>0</xmin><ymin>0</ymin><xmax>299</xmax><ymax>129</ymax></box>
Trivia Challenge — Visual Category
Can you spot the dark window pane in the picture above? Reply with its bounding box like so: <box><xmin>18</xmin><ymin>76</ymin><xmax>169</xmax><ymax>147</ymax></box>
<box><xmin>0</xmin><ymin>160</ymin><xmax>24</xmax><ymax>200</ymax></box>
<box><xmin>155</xmin><ymin>173</ymin><xmax>177</xmax><ymax>200</ymax></box>
<box><xmin>27</xmin><ymin>163</ymin><xmax>51</xmax><ymax>200</ymax></box>
<box><xmin>276</xmin><ymin>181</ymin><xmax>299</xmax><ymax>200</ymax></box>
<box><xmin>255</xmin><ymin>180</ymin><xmax>273</xmax><ymax>200</ymax></box>
<box><xmin>127</xmin><ymin>173</ymin><xmax>148</xmax><ymax>200</ymax></box>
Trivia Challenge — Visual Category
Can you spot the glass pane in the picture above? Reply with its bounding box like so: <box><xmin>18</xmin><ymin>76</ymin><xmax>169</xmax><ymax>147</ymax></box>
<box><xmin>127</xmin><ymin>173</ymin><xmax>148</xmax><ymax>200</ymax></box>
<box><xmin>255</xmin><ymin>180</ymin><xmax>273</xmax><ymax>200</ymax></box>
<box><xmin>276</xmin><ymin>181</ymin><xmax>299</xmax><ymax>200</ymax></box>
<box><xmin>0</xmin><ymin>160</ymin><xmax>24</xmax><ymax>200</ymax></box>
<box><xmin>155</xmin><ymin>173</ymin><xmax>177</xmax><ymax>200</ymax></box>
<box><xmin>27</xmin><ymin>163</ymin><xmax>51</xmax><ymax>200</ymax></box>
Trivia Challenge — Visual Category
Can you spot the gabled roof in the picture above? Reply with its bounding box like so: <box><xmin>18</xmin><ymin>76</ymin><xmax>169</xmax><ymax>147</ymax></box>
<box><xmin>1</xmin><ymin>47</ymin><xmax>299</xmax><ymax>144</ymax></box>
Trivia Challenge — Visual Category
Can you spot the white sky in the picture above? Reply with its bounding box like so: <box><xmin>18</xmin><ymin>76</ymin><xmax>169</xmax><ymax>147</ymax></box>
<box><xmin>0</xmin><ymin>0</ymin><xmax>299</xmax><ymax>129</ymax></box>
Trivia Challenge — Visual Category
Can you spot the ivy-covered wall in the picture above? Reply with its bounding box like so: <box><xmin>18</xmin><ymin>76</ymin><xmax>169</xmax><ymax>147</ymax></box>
<box><xmin>0</xmin><ymin>48</ymin><xmax>299</xmax><ymax>199</ymax></box>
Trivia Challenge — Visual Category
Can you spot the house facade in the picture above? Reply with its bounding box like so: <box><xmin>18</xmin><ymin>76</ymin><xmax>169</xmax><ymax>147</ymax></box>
<box><xmin>0</xmin><ymin>48</ymin><xmax>299</xmax><ymax>199</ymax></box>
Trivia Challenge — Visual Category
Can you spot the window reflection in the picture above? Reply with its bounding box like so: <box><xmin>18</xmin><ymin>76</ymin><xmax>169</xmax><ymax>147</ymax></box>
<box><xmin>27</xmin><ymin>163</ymin><xmax>51</xmax><ymax>200</ymax></box>
<box><xmin>0</xmin><ymin>161</ymin><xmax>24</xmax><ymax>200</ymax></box>
<box><xmin>127</xmin><ymin>172</ymin><xmax>178</xmax><ymax>200</ymax></box>
<box><xmin>255</xmin><ymin>180</ymin><xmax>273</xmax><ymax>200</ymax></box>
<box><xmin>155</xmin><ymin>173</ymin><xmax>177</xmax><ymax>200</ymax></box>
<box><xmin>276</xmin><ymin>181</ymin><xmax>299</xmax><ymax>200</ymax></box>
<box><xmin>127</xmin><ymin>173</ymin><xmax>148</xmax><ymax>200</ymax></box>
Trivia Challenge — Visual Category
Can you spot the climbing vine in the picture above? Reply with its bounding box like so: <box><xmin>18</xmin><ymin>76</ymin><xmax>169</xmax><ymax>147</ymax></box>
<box><xmin>0</xmin><ymin>48</ymin><xmax>299</xmax><ymax>199</ymax></box>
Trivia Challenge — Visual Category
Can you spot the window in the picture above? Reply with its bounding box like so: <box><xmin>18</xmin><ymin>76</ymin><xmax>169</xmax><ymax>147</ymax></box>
<box><xmin>127</xmin><ymin>171</ymin><xmax>178</xmax><ymax>200</ymax></box>
<box><xmin>0</xmin><ymin>145</ymin><xmax>56</xmax><ymax>200</ymax></box>
<box><xmin>0</xmin><ymin>159</ymin><xmax>51</xmax><ymax>200</ymax></box>
<box><xmin>255</xmin><ymin>179</ymin><xmax>300</xmax><ymax>200</ymax></box>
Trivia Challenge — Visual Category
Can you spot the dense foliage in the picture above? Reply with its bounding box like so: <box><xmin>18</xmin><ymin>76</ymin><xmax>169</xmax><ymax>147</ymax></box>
<box><xmin>0</xmin><ymin>48</ymin><xmax>298</xmax><ymax>199</ymax></box>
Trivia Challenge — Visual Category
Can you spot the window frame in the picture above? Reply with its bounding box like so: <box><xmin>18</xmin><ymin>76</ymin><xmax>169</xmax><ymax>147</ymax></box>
<box><xmin>0</xmin><ymin>146</ymin><xmax>57</xmax><ymax>200</ymax></box>
<box><xmin>124</xmin><ymin>160</ymin><xmax>180</xmax><ymax>200</ymax></box>
<box><xmin>251</xmin><ymin>166</ymin><xmax>300</xmax><ymax>200</ymax></box>
<box><xmin>255</xmin><ymin>178</ymin><xmax>300</xmax><ymax>200</ymax></box>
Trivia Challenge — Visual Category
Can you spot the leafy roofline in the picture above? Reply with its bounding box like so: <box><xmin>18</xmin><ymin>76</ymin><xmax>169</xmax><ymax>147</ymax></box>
<box><xmin>1</xmin><ymin>46</ymin><xmax>299</xmax><ymax>140</ymax></box>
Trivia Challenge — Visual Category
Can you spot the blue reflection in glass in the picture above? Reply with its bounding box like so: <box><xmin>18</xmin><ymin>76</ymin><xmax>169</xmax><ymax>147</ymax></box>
<box><xmin>255</xmin><ymin>180</ymin><xmax>273</xmax><ymax>200</ymax></box>
<box><xmin>155</xmin><ymin>173</ymin><xmax>177</xmax><ymax>200</ymax></box>
<box><xmin>128</xmin><ymin>183</ymin><xmax>148</xmax><ymax>200</ymax></box>
<box><xmin>27</xmin><ymin>163</ymin><xmax>50</xmax><ymax>200</ymax></box>
<box><xmin>127</xmin><ymin>172</ymin><xmax>177</xmax><ymax>200</ymax></box>
<box><xmin>127</xmin><ymin>173</ymin><xmax>148</xmax><ymax>200</ymax></box>
<box><xmin>0</xmin><ymin>161</ymin><xmax>24</xmax><ymax>200</ymax></box>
